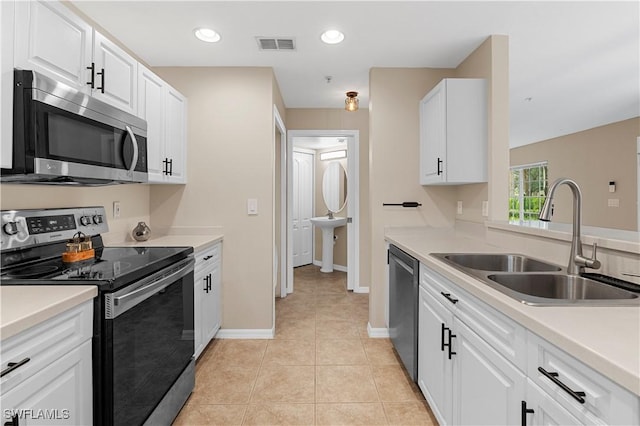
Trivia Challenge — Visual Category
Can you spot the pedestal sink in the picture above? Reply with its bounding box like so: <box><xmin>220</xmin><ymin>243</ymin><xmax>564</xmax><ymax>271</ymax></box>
<box><xmin>310</xmin><ymin>216</ymin><xmax>347</xmax><ymax>273</ymax></box>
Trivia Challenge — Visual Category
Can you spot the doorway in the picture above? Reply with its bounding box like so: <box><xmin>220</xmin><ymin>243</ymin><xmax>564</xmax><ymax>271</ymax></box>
<box><xmin>284</xmin><ymin>129</ymin><xmax>361</xmax><ymax>295</ymax></box>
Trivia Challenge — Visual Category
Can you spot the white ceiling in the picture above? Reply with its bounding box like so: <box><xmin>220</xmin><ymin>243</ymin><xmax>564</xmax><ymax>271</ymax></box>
<box><xmin>73</xmin><ymin>1</ymin><xmax>639</xmax><ymax>148</ymax></box>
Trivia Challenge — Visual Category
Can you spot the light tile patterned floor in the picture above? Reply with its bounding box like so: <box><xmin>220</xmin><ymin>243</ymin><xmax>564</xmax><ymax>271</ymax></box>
<box><xmin>173</xmin><ymin>265</ymin><xmax>438</xmax><ymax>425</ymax></box>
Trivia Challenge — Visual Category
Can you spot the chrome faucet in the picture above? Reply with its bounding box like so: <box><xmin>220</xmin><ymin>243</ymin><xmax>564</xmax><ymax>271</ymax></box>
<box><xmin>327</xmin><ymin>210</ymin><xmax>334</xmax><ymax>219</ymax></box>
<box><xmin>539</xmin><ymin>178</ymin><xmax>601</xmax><ymax>275</ymax></box>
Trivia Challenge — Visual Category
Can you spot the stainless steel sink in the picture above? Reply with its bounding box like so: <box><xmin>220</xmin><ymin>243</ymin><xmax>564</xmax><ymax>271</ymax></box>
<box><xmin>430</xmin><ymin>253</ymin><xmax>640</xmax><ymax>306</ymax></box>
<box><xmin>438</xmin><ymin>253</ymin><xmax>561</xmax><ymax>272</ymax></box>
<box><xmin>487</xmin><ymin>274</ymin><xmax>639</xmax><ymax>305</ymax></box>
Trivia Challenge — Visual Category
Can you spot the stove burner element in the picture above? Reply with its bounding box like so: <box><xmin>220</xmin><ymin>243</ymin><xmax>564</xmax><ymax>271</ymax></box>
<box><xmin>5</xmin><ymin>264</ymin><xmax>60</xmax><ymax>278</ymax></box>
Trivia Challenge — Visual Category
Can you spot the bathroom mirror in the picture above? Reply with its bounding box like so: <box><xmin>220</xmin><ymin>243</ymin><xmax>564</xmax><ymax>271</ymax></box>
<box><xmin>322</xmin><ymin>161</ymin><xmax>347</xmax><ymax>213</ymax></box>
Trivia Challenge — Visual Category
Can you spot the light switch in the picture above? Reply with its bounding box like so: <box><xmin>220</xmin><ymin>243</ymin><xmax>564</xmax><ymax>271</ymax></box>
<box><xmin>482</xmin><ymin>201</ymin><xmax>489</xmax><ymax>217</ymax></box>
<box><xmin>608</xmin><ymin>199</ymin><xmax>619</xmax><ymax>207</ymax></box>
<box><xmin>248</xmin><ymin>198</ymin><xmax>258</xmax><ymax>215</ymax></box>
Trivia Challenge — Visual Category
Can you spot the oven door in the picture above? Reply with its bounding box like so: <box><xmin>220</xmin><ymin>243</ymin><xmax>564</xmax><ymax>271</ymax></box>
<box><xmin>103</xmin><ymin>257</ymin><xmax>194</xmax><ymax>426</ymax></box>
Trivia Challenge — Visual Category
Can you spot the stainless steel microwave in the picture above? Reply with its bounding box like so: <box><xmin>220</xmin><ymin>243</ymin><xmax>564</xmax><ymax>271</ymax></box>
<box><xmin>2</xmin><ymin>70</ymin><xmax>148</xmax><ymax>185</ymax></box>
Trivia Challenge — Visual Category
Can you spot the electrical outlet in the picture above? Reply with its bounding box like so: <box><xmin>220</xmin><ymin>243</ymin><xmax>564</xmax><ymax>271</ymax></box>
<box><xmin>482</xmin><ymin>201</ymin><xmax>489</xmax><ymax>217</ymax></box>
<box><xmin>457</xmin><ymin>201</ymin><xmax>463</xmax><ymax>215</ymax></box>
<box><xmin>113</xmin><ymin>201</ymin><xmax>121</xmax><ymax>218</ymax></box>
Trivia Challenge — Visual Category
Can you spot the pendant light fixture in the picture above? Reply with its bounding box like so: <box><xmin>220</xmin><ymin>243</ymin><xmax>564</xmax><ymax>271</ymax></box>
<box><xmin>345</xmin><ymin>91</ymin><xmax>359</xmax><ymax>112</ymax></box>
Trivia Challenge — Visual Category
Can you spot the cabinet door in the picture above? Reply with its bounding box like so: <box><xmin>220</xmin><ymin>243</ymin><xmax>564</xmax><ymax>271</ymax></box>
<box><xmin>419</xmin><ymin>81</ymin><xmax>446</xmax><ymax>185</ymax></box>
<box><xmin>93</xmin><ymin>31</ymin><xmax>137</xmax><ymax>115</ymax></box>
<box><xmin>163</xmin><ymin>86</ymin><xmax>187</xmax><ymax>183</ymax></box>
<box><xmin>452</xmin><ymin>319</ymin><xmax>526</xmax><ymax>426</ymax></box>
<box><xmin>193</xmin><ymin>270</ymin><xmax>206</xmax><ymax>359</ymax></box>
<box><xmin>1</xmin><ymin>0</ymin><xmax>15</xmax><ymax>169</ymax></box>
<box><xmin>525</xmin><ymin>380</ymin><xmax>584</xmax><ymax>426</ymax></box>
<box><xmin>201</xmin><ymin>270</ymin><xmax>218</xmax><ymax>343</ymax></box>
<box><xmin>138</xmin><ymin>65</ymin><xmax>165</xmax><ymax>182</ymax></box>
<box><xmin>417</xmin><ymin>286</ymin><xmax>453</xmax><ymax>425</ymax></box>
<box><xmin>0</xmin><ymin>340</ymin><xmax>92</xmax><ymax>425</ymax></box>
<box><xmin>14</xmin><ymin>0</ymin><xmax>92</xmax><ymax>92</ymax></box>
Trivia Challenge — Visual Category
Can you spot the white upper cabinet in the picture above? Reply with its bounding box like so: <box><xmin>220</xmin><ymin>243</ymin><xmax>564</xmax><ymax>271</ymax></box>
<box><xmin>138</xmin><ymin>64</ymin><xmax>187</xmax><ymax>184</ymax></box>
<box><xmin>419</xmin><ymin>78</ymin><xmax>488</xmax><ymax>185</ymax></box>
<box><xmin>14</xmin><ymin>0</ymin><xmax>92</xmax><ymax>92</ymax></box>
<box><xmin>1</xmin><ymin>0</ymin><xmax>15</xmax><ymax>169</ymax></box>
<box><xmin>92</xmin><ymin>31</ymin><xmax>137</xmax><ymax>115</ymax></box>
<box><xmin>14</xmin><ymin>1</ymin><xmax>137</xmax><ymax>114</ymax></box>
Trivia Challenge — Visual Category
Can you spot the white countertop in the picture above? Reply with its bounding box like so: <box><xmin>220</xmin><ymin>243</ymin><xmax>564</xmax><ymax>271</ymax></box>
<box><xmin>0</xmin><ymin>286</ymin><xmax>97</xmax><ymax>340</ymax></box>
<box><xmin>385</xmin><ymin>226</ymin><xmax>640</xmax><ymax>396</ymax></box>
<box><xmin>107</xmin><ymin>234</ymin><xmax>223</xmax><ymax>253</ymax></box>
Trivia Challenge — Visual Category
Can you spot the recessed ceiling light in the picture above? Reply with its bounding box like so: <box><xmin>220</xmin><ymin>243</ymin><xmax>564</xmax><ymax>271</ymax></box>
<box><xmin>194</xmin><ymin>28</ymin><xmax>221</xmax><ymax>43</ymax></box>
<box><xmin>321</xmin><ymin>29</ymin><xmax>344</xmax><ymax>45</ymax></box>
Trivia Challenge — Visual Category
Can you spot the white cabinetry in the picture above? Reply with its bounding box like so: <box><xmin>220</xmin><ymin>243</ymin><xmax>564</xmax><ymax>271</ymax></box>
<box><xmin>14</xmin><ymin>0</ymin><xmax>137</xmax><ymax>114</ymax></box>
<box><xmin>0</xmin><ymin>301</ymin><xmax>93</xmax><ymax>425</ymax></box>
<box><xmin>418</xmin><ymin>262</ymin><xmax>640</xmax><ymax>426</ymax></box>
<box><xmin>138</xmin><ymin>64</ymin><xmax>187</xmax><ymax>184</ymax></box>
<box><xmin>194</xmin><ymin>242</ymin><xmax>222</xmax><ymax>359</ymax></box>
<box><xmin>419</xmin><ymin>78</ymin><xmax>487</xmax><ymax>185</ymax></box>
<box><xmin>418</xmin><ymin>265</ymin><xmax>526</xmax><ymax>425</ymax></box>
<box><xmin>524</xmin><ymin>332</ymin><xmax>639</xmax><ymax>425</ymax></box>
<box><xmin>0</xmin><ymin>0</ymin><xmax>15</xmax><ymax>169</ymax></box>
<box><xmin>92</xmin><ymin>31</ymin><xmax>137</xmax><ymax>115</ymax></box>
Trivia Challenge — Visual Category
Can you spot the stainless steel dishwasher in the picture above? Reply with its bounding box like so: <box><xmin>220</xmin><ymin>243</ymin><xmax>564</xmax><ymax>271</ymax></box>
<box><xmin>388</xmin><ymin>244</ymin><xmax>419</xmax><ymax>382</ymax></box>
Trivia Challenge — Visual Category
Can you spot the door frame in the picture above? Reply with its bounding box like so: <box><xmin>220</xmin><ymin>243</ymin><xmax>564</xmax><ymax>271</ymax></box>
<box><xmin>274</xmin><ymin>106</ymin><xmax>287</xmax><ymax>299</ymax></box>
<box><xmin>285</xmin><ymin>129</ymin><xmax>362</xmax><ymax>294</ymax></box>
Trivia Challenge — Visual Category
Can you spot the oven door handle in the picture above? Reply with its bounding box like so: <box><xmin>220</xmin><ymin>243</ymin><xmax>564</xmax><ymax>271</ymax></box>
<box><xmin>105</xmin><ymin>257</ymin><xmax>194</xmax><ymax>319</ymax></box>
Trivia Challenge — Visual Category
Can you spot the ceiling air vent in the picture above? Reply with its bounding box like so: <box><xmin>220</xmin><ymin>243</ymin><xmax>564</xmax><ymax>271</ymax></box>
<box><xmin>256</xmin><ymin>37</ymin><xmax>296</xmax><ymax>51</ymax></box>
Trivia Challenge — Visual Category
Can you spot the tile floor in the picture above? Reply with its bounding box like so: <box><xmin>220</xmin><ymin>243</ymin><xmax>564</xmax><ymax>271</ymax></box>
<box><xmin>173</xmin><ymin>265</ymin><xmax>438</xmax><ymax>425</ymax></box>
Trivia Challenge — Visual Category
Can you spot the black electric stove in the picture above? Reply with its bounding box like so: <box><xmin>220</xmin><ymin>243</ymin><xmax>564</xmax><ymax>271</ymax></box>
<box><xmin>0</xmin><ymin>207</ymin><xmax>196</xmax><ymax>426</ymax></box>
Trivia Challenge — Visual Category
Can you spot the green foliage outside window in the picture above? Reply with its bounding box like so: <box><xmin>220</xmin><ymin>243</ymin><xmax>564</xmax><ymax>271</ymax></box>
<box><xmin>509</xmin><ymin>163</ymin><xmax>548</xmax><ymax>223</ymax></box>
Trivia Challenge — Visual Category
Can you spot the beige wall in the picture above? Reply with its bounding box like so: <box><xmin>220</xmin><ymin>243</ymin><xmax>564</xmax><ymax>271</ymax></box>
<box><xmin>151</xmin><ymin>67</ymin><xmax>277</xmax><ymax>331</ymax></box>
<box><xmin>0</xmin><ymin>184</ymin><xmax>150</xmax><ymax>240</ymax></box>
<box><xmin>511</xmin><ymin>117</ymin><xmax>639</xmax><ymax>231</ymax></box>
<box><xmin>368</xmin><ymin>35</ymin><xmax>510</xmax><ymax>329</ymax></box>
<box><xmin>368</xmin><ymin>67</ymin><xmax>457</xmax><ymax>328</ymax></box>
<box><xmin>454</xmin><ymin>35</ymin><xmax>510</xmax><ymax>224</ymax></box>
<box><xmin>286</xmin><ymin>108</ymin><xmax>371</xmax><ymax>286</ymax></box>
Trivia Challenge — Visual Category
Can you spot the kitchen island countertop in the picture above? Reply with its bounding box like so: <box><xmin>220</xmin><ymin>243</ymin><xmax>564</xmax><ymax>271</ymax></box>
<box><xmin>0</xmin><ymin>286</ymin><xmax>97</xmax><ymax>340</ymax></box>
<box><xmin>385</xmin><ymin>226</ymin><xmax>640</xmax><ymax>396</ymax></box>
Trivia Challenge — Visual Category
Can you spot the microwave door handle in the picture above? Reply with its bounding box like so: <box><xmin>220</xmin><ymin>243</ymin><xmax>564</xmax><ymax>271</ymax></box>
<box><xmin>125</xmin><ymin>125</ymin><xmax>139</xmax><ymax>172</ymax></box>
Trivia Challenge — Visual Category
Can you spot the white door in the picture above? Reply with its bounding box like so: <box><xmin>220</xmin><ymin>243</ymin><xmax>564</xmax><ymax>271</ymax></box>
<box><xmin>292</xmin><ymin>150</ymin><xmax>313</xmax><ymax>267</ymax></box>
<box><xmin>138</xmin><ymin>65</ymin><xmax>165</xmax><ymax>182</ymax></box>
<box><xmin>14</xmin><ymin>0</ymin><xmax>93</xmax><ymax>92</ymax></box>
<box><xmin>418</xmin><ymin>286</ymin><xmax>453</xmax><ymax>425</ymax></box>
<box><xmin>163</xmin><ymin>87</ymin><xmax>187</xmax><ymax>183</ymax></box>
<box><xmin>452</xmin><ymin>319</ymin><xmax>526</xmax><ymax>425</ymax></box>
<box><xmin>93</xmin><ymin>31</ymin><xmax>137</xmax><ymax>115</ymax></box>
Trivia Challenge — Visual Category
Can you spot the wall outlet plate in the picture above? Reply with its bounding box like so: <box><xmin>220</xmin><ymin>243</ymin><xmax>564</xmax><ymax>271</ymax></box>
<box><xmin>113</xmin><ymin>201</ymin><xmax>121</xmax><ymax>218</ymax></box>
<box><xmin>457</xmin><ymin>201</ymin><xmax>463</xmax><ymax>215</ymax></box>
<box><xmin>482</xmin><ymin>201</ymin><xmax>489</xmax><ymax>217</ymax></box>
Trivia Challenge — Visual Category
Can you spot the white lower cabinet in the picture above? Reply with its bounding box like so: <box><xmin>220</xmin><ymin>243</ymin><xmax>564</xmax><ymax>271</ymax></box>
<box><xmin>418</xmin><ymin>262</ymin><xmax>640</xmax><ymax>426</ymax></box>
<box><xmin>194</xmin><ymin>242</ymin><xmax>222</xmax><ymax>359</ymax></box>
<box><xmin>0</xmin><ymin>301</ymin><xmax>93</xmax><ymax>426</ymax></box>
<box><xmin>418</xmin><ymin>274</ymin><xmax>525</xmax><ymax>426</ymax></box>
<box><xmin>524</xmin><ymin>380</ymin><xmax>583</xmax><ymax>425</ymax></box>
<box><xmin>452</xmin><ymin>319</ymin><xmax>525</xmax><ymax>425</ymax></box>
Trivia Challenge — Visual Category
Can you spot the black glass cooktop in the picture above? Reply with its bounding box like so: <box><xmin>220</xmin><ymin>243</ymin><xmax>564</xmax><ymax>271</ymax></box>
<box><xmin>0</xmin><ymin>246</ymin><xmax>193</xmax><ymax>292</ymax></box>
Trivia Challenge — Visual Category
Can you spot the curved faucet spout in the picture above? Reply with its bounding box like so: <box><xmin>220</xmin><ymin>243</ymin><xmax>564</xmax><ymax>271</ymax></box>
<box><xmin>539</xmin><ymin>178</ymin><xmax>600</xmax><ymax>275</ymax></box>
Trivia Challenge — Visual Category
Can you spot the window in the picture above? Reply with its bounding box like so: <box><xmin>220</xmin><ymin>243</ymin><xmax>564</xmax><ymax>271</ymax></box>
<box><xmin>509</xmin><ymin>162</ymin><xmax>548</xmax><ymax>224</ymax></box>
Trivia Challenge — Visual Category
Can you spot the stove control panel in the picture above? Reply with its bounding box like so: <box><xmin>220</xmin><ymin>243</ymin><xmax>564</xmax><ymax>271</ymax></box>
<box><xmin>1</xmin><ymin>207</ymin><xmax>109</xmax><ymax>251</ymax></box>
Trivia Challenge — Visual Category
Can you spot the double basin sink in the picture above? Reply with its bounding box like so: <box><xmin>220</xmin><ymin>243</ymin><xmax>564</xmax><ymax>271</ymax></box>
<box><xmin>431</xmin><ymin>253</ymin><xmax>639</xmax><ymax>306</ymax></box>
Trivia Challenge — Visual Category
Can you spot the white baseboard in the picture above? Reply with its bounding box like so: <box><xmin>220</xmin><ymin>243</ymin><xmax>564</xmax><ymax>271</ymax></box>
<box><xmin>354</xmin><ymin>286</ymin><xmax>369</xmax><ymax>294</ymax></box>
<box><xmin>312</xmin><ymin>260</ymin><xmax>347</xmax><ymax>272</ymax></box>
<box><xmin>367</xmin><ymin>322</ymin><xmax>390</xmax><ymax>338</ymax></box>
<box><xmin>216</xmin><ymin>328</ymin><xmax>274</xmax><ymax>339</ymax></box>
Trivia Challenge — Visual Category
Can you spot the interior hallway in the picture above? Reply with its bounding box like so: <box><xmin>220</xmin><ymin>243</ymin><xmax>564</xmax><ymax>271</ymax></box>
<box><xmin>173</xmin><ymin>265</ymin><xmax>437</xmax><ymax>425</ymax></box>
